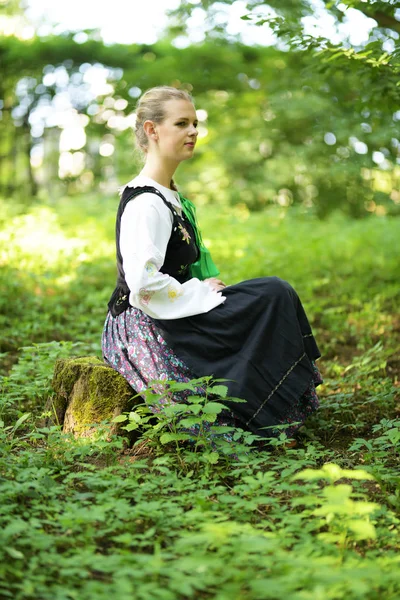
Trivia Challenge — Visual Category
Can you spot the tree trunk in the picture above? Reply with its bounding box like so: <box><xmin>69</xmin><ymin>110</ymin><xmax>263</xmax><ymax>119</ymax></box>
<box><xmin>46</xmin><ymin>357</ymin><xmax>141</xmax><ymax>443</ymax></box>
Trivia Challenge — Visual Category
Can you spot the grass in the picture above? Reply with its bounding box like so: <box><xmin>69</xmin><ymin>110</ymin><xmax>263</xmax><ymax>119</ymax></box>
<box><xmin>0</xmin><ymin>193</ymin><xmax>399</xmax><ymax>599</ymax></box>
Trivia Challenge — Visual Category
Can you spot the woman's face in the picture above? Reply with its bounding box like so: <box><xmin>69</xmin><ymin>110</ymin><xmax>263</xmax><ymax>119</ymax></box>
<box><xmin>153</xmin><ymin>99</ymin><xmax>198</xmax><ymax>162</ymax></box>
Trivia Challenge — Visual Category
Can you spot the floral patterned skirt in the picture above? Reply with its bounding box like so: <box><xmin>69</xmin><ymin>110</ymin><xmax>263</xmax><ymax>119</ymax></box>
<box><xmin>101</xmin><ymin>305</ymin><xmax>322</xmax><ymax>441</ymax></box>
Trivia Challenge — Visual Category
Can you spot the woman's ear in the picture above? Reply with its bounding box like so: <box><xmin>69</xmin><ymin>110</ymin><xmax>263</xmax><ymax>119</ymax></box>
<box><xmin>143</xmin><ymin>120</ymin><xmax>158</xmax><ymax>141</ymax></box>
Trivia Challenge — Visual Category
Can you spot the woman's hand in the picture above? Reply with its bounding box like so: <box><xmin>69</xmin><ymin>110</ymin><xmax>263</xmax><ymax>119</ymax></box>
<box><xmin>204</xmin><ymin>277</ymin><xmax>226</xmax><ymax>292</ymax></box>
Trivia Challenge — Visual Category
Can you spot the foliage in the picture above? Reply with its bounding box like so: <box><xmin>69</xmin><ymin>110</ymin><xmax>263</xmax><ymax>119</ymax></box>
<box><xmin>112</xmin><ymin>377</ymin><xmax>254</xmax><ymax>468</ymax></box>
<box><xmin>0</xmin><ymin>191</ymin><xmax>399</xmax><ymax>597</ymax></box>
<box><xmin>170</xmin><ymin>1</ymin><xmax>400</xmax><ymax>104</ymax></box>
<box><xmin>0</xmin><ymin>9</ymin><xmax>399</xmax><ymax>216</ymax></box>
<box><xmin>0</xmin><ymin>341</ymin><xmax>84</xmax><ymax>422</ymax></box>
<box><xmin>1</xmin><ymin>424</ymin><xmax>399</xmax><ymax>599</ymax></box>
<box><xmin>1</xmin><ymin>3</ymin><xmax>399</xmax><ymax>594</ymax></box>
<box><xmin>1</xmin><ymin>192</ymin><xmax>399</xmax><ymax>359</ymax></box>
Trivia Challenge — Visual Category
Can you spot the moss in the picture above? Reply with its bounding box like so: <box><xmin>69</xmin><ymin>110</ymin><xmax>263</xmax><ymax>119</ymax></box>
<box><xmin>52</xmin><ymin>357</ymin><xmax>139</xmax><ymax>438</ymax></box>
<box><xmin>52</xmin><ymin>357</ymin><xmax>103</xmax><ymax>401</ymax></box>
<box><xmin>71</xmin><ymin>365</ymin><xmax>134</xmax><ymax>427</ymax></box>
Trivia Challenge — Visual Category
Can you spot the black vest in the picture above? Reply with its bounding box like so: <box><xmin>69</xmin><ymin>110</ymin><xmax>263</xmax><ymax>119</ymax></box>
<box><xmin>107</xmin><ymin>185</ymin><xmax>199</xmax><ymax>317</ymax></box>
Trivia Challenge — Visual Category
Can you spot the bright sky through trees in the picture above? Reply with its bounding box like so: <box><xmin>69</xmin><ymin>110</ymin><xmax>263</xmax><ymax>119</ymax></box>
<box><xmin>2</xmin><ymin>0</ymin><xmax>391</xmax><ymax>202</ymax></box>
<box><xmin>24</xmin><ymin>0</ymin><xmax>376</xmax><ymax>46</ymax></box>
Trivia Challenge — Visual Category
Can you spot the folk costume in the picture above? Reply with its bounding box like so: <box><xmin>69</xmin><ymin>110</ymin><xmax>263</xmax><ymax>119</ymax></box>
<box><xmin>102</xmin><ymin>175</ymin><xmax>322</xmax><ymax>439</ymax></box>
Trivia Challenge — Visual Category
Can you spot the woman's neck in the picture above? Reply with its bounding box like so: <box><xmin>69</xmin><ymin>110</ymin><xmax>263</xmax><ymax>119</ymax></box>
<box><xmin>140</xmin><ymin>158</ymin><xmax>178</xmax><ymax>190</ymax></box>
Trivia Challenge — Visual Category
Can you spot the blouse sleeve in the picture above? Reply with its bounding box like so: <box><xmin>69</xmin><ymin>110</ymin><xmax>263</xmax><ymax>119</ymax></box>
<box><xmin>120</xmin><ymin>193</ymin><xmax>225</xmax><ymax>319</ymax></box>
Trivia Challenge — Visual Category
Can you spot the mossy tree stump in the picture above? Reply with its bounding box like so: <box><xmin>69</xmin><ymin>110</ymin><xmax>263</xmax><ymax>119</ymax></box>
<box><xmin>48</xmin><ymin>357</ymin><xmax>140</xmax><ymax>440</ymax></box>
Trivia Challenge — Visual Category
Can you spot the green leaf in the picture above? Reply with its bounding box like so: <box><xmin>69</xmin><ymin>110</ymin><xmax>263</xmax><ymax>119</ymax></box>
<box><xmin>123</xmin><ymin>423</ymin><xmax>140</xmax><ymax>432</ymax></box>
<box><xmin>13</xmin><ymin>412</ymin><xmax>31</xmax><ymax>430</ymax></box>
<box><xmin>347</xmin><ymin>520</ymin><xmax>376</xmax><ymax>541</ymax></box>
<box><xmin>180</xmin><ymin>417</ymin><xmax>203</xmax><ymax>428</ymax></box>
<box><xmin>224</xmin><ymin>396</ymin><xmax>247</xmax><ymax>404</ymax></box>
<box><xmin>160</xmin><ymin>432</ymin><xmax>190</xmax><ymax>444</ymax></box>
<box><xmin>186</xmin><ymin>395</ymin><xmax>204</xmax><ymax>404</ymax></box>
<box><xmin>5</xmin><ymin>547</ymin><xmax>24</xmax><ymax>559</ymax></box>
<box><xmin>386</xmin><ymin>428</ymin><xmax>400</xmax><ymax>445</ymax></box>
<box><xmin>188</xmin><ymin>404</ymin><xmax>203</xmax><ymax>415</ymax></box>
<box><xmin>209</xmin><ymin>385</ymin><xmax>228</xmax><ymax>398</ymax></box>
<box><xmin>128</xmin><ymin>411</ymin><xmax>142</xmax><ymax>423</ymax></box>
<box><xmin>204</xmin><ymin>451</ymin><xmax>219</xmax><ymax>464</ymax></box>
<box><xmin>112</xmin><ymin>414</ymin><xmax>128</xmax><ymax>423</ymax></box>
<box><xmin>202</xmin><ymin>413</ymin><xmax>217</xmax><ymax>423</ymax></box>
<box><xmin>202</xmin><ymin>402</ymin><xmax>225</xmax><ymax>414</ymax></box>
<box><xmin>293</xmin><ymin>463</ymin><xmax>375</xmax><ymax>483</ymax></box>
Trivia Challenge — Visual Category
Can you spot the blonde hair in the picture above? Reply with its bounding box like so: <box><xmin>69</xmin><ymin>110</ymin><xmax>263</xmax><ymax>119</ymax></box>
<box><xmin>135</xmin><ymin>86</ymin><xmax>194</xmax><ymax>153</ymax></box>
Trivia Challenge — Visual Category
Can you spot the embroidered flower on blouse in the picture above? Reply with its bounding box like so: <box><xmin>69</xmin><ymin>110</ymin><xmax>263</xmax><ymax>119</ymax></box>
<box><xmin>144</xmin><ymin>261</ymin><xmax>157</xmax><ymax>276</ymax></box>
<box><xmin>178</xmin><ymin>223</ymin><xmax>191</xmax><ymax>244</ymax></box>
<box><xmin>167</xmin><ymin>285</ymin><xmax>183</xmax><ymax>302</ymax></box>
<box><xmin>139</xmin><ymin>288</ymin><xmax>155</xmax><ymax>306</ymax></box>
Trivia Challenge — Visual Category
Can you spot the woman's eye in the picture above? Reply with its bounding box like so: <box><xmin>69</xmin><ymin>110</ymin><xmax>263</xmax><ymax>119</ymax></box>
<box><xmin>176</xmin><ymin>121</ymin><xmax>198</xmax><ymax>128</ymax></box>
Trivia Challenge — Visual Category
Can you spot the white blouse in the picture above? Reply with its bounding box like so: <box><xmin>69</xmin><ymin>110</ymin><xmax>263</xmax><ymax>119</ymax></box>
<box><xmin>119</xmin><ymin>175</ymin><xmax>226</xmax><ymax>320</ymax></box>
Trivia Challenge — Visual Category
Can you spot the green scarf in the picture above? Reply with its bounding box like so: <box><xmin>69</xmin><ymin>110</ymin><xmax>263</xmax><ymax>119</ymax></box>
<box><xmin>178</xmin><ymin>192</ymin><xmax>220</xmax><ymax>280</ymax></box>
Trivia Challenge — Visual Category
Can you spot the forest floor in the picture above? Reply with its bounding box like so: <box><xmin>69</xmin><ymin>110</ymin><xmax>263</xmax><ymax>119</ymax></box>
<box><xmin>1</xmin><ymin>195</ymin><xmax>399</xmax><ymax>599</ymax></box>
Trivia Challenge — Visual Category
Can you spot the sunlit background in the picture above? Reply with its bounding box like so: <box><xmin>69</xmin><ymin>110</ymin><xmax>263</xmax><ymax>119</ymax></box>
<box><xmin>7</xmin><ymin>0</ymin><xmax>378</xmax><ymax>45</ymax></box>
<box><xmin>0</xmin><ymin>0</ymin><xmax>399</xmax><ymax>216</ymax></box>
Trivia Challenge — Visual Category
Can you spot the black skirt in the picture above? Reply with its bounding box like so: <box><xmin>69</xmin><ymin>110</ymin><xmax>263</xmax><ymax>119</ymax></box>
<box><xmin>155</xmin><ymin>277</ymin><xmax>321</xmax><ymax>437</ymax></box>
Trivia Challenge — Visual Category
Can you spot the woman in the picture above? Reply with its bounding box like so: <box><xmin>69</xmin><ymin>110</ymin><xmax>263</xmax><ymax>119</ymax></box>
<box><xmin>102</xmin><ymin>86</ymin><xmax>322</xmax><ymax>440</ymax></box>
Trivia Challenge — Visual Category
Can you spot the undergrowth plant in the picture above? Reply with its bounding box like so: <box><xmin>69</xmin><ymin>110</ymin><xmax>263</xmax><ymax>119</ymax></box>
<box><xmin>0</xmin><ymin>341</ymin><xmax>86</xmax><ymax>423</ymax></box>
<box><xmin>113</xmin><ymin>377</ymin><xmax>260</xmax><ymax>469</ymax></box>
<box><xmin>0</xmin><ymin>196</ymin><xmax>399</xmax><ymax>599</ymax></box>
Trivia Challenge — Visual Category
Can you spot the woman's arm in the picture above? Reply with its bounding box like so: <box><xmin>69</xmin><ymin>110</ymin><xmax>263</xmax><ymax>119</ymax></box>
<box><xmin>120</xmin><ymin>194</ymin><xmax>226</xmax><ymax>319</ymax></box>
